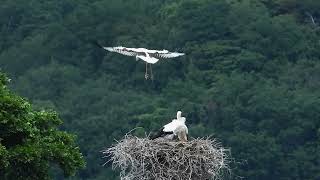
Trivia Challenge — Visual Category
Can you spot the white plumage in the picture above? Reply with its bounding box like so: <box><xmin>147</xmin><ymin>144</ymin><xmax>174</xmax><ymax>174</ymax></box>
<box><xmin>96</xmin><ymin>44</ymin><xmax>185</xmax><ymax>79</ymax></box>
<box><xmin>163</xmin><ymin>111</ymin><xmax>187</xmax><ymax>133</ymax></box>
<box><xmin>152</xmin><ymin>111</ymin><xmax>188</xmax><ymax>142</ymax></box>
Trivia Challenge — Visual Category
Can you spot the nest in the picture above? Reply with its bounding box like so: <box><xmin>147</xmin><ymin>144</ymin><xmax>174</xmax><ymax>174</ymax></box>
<box><xmin>103</xmin><ymin>135</ymin><xmax>231</xmax><ymax>180</ymax></box>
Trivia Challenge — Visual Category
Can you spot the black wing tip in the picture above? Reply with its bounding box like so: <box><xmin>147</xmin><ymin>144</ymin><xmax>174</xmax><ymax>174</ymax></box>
<box><xmin>150</xmin><ymin>127</ymin><xmax>167</xmax><ymax>140</ymax></box>
<box><xmin>91</xmin><ymin>40</ymin><xmax>103</xmax><ymax>48</ymax></box>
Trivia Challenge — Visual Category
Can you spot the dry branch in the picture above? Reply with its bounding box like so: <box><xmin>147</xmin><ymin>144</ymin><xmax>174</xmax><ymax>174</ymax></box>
<box><xmin>103</xmin><ymin>135</ymin><xmax>231</xmax><ymax>180</ymax></box>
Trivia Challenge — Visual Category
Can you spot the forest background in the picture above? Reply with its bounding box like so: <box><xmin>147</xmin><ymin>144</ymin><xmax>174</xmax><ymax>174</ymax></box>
<box><xmin>1</xmin><ymin>0</ymin><xmax>320</xmax><ymax>179</ymax></box>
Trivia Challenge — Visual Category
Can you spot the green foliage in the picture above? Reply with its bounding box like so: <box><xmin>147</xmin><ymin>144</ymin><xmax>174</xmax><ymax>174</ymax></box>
<box><xmin>0</xmin><ymin>72</ymin><xmax>85</xmax><ymax>179</ymax></box>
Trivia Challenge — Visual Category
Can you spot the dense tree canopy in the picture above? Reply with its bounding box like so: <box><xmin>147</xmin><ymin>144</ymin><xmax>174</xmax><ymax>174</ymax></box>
<box><xmin>1</xmin><ymin>0</ymin><xmax>320</xmax><ymax>179</ymax></box>
<box><xmin>0</xmin><ymin>72</ymin><xmax>85</xmax><ymax>179</ymax></box>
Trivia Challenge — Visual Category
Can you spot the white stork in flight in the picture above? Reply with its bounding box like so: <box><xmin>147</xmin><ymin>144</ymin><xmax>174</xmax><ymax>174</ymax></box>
<box><xmin>151</xmin><ymin>111</ymin><xmax>188</xmax><ymax>142</ymax></box>
<box><xmin>94</xmin><ymin>42</ymin><xmax>185</xmax><ymax>79</ymax></box>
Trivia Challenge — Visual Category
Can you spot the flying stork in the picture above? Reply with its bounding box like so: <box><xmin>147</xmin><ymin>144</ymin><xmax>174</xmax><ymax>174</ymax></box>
<box><xmin>94</xmin><ymin>42</ymin><xmax>185</xmax><ymax>79</ymax></box>
<box><xmin>151</xmin><ymin>111</ymin><xmax>188</xmax><ymax>142</ymax></box>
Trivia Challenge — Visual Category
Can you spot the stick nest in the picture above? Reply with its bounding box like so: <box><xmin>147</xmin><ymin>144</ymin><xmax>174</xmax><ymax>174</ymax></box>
<box><xmin>103</xmin><ymin>135</ymin><xmax>231</xmax><ymax>180</ymax></box>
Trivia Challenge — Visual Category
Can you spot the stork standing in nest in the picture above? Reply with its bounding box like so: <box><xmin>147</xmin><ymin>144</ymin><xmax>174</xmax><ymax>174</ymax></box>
<box><xmin>94</xmin><ymin>42</ymin><xmax>185</xmax><ymax>79</ymax></box>
<box><xmin>151</xmin><ymin>111</ymin><xmax>188</xmax><ymax>142</ymax></box>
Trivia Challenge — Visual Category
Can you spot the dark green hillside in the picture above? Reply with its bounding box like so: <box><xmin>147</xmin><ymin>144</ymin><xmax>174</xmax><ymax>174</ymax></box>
<box><xmin>1</xmin><ymin>0</ymin><xmax>320</xmax><ymax>179</ymax></box>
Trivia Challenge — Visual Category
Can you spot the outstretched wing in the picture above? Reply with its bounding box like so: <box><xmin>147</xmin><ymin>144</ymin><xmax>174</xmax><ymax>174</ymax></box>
<box><xmin>93</xmin><ymin>41</ymin><xmax>142</xmax><ymax>57</ymax></box>
<box><xmin>151</xmin><ymin>52</ymin><xmax>185</xmax><ymax>59</ymax></box>
<box><xmin>103</xmin><ymin>47</ymin><xmax>139</xmax><ymax>57</ymax></box>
